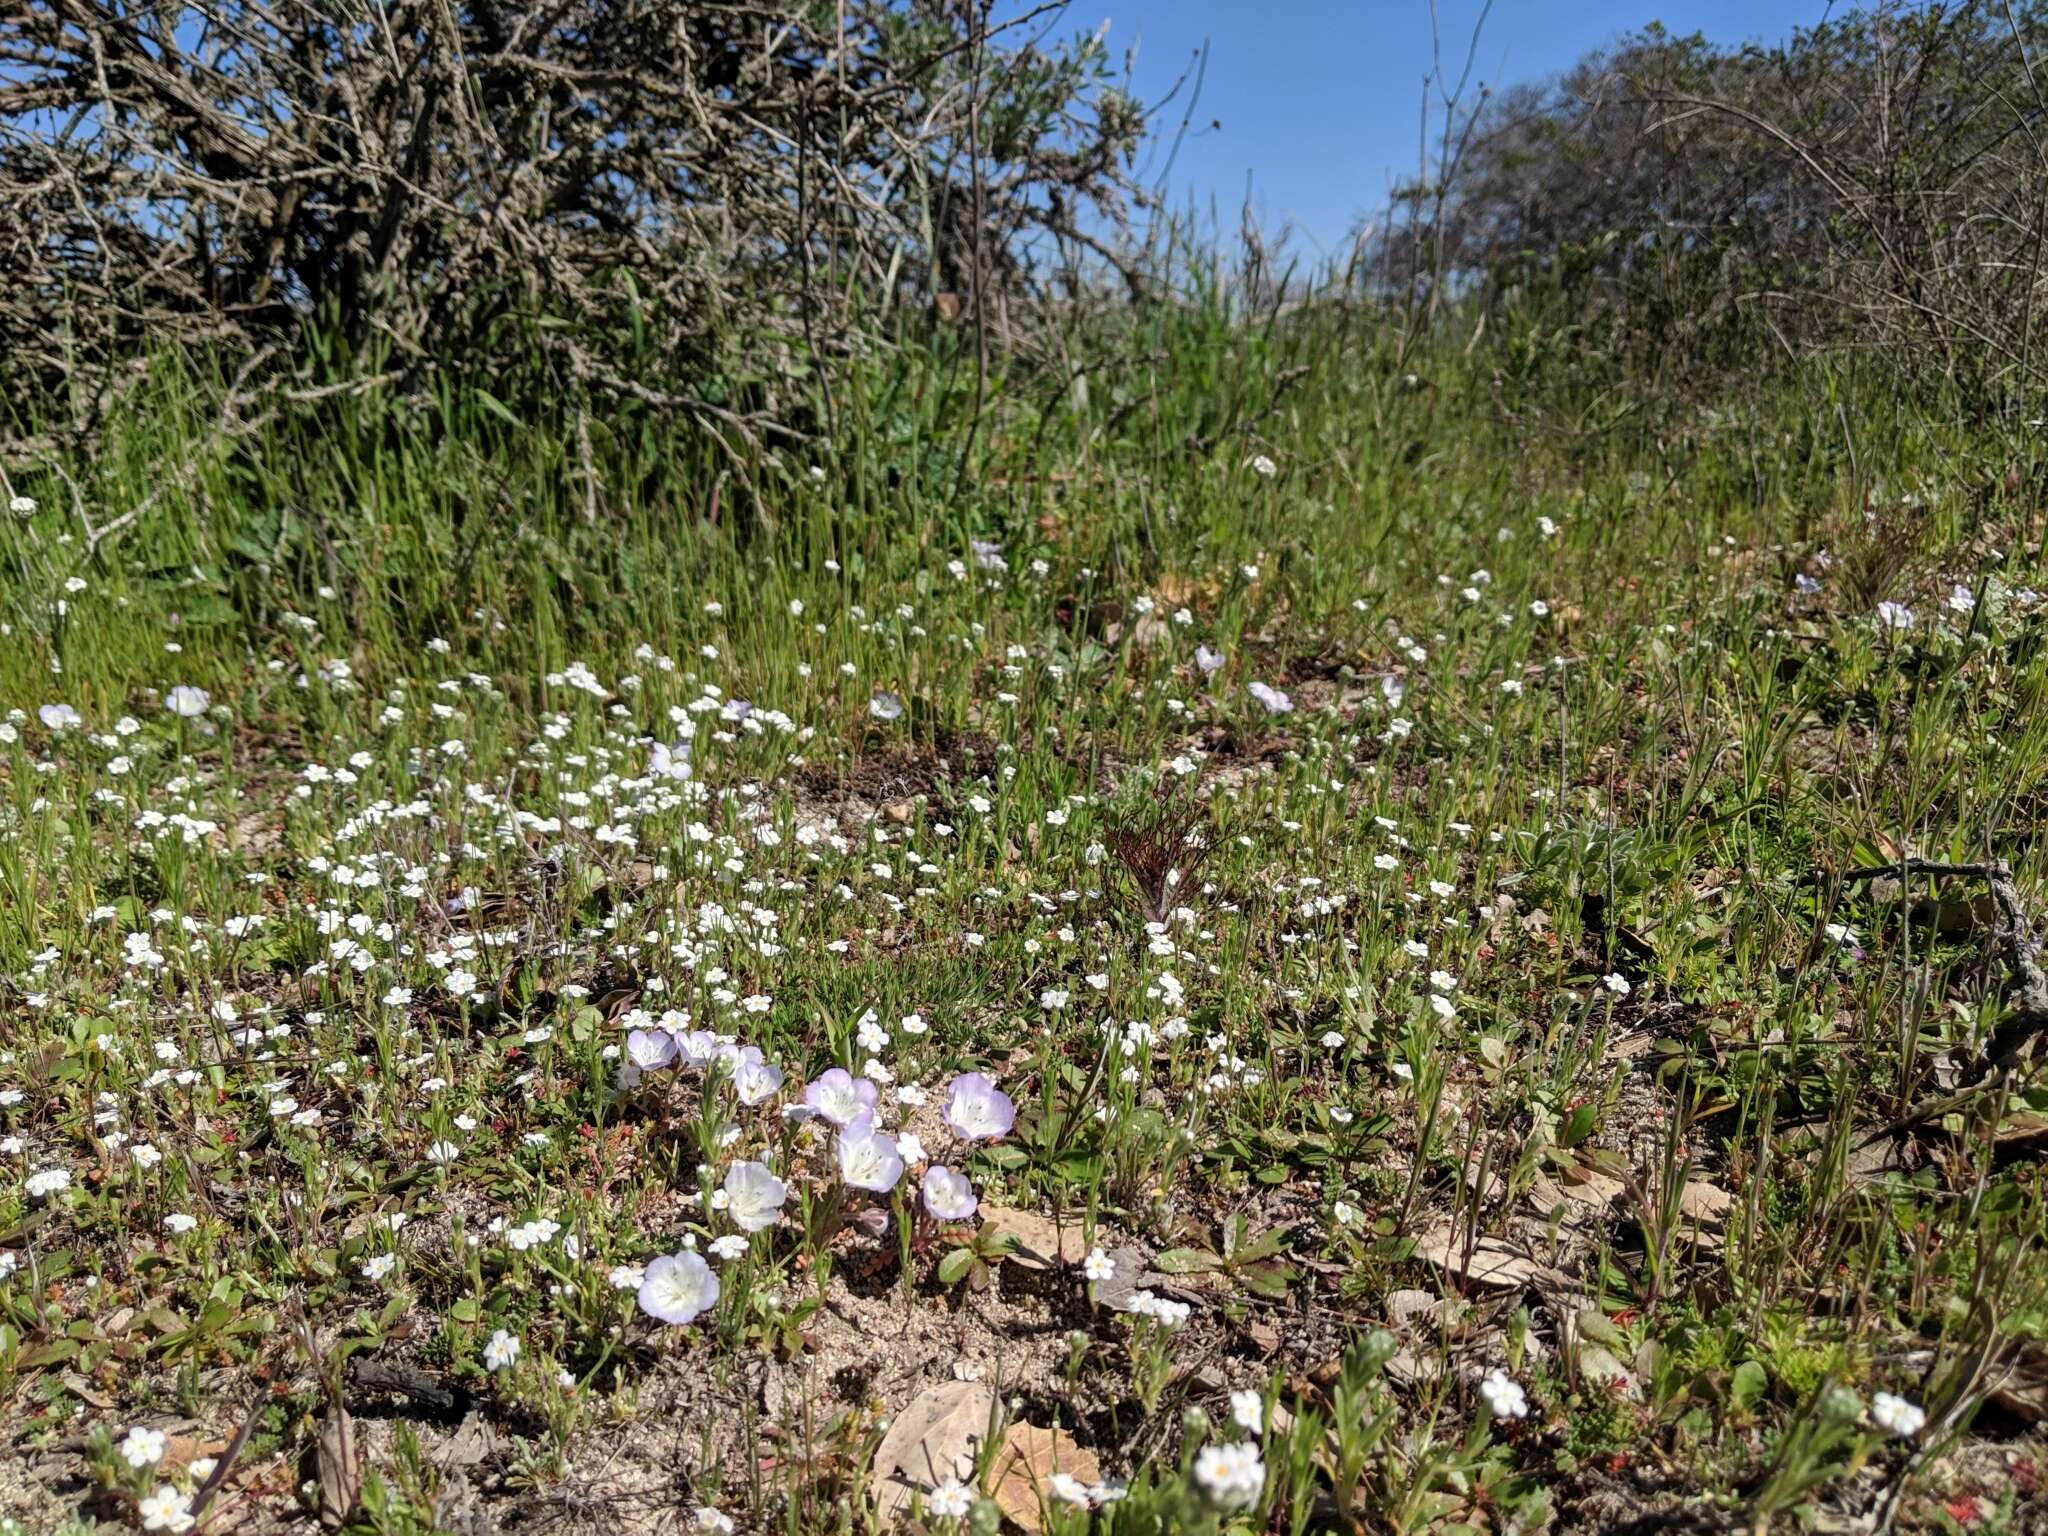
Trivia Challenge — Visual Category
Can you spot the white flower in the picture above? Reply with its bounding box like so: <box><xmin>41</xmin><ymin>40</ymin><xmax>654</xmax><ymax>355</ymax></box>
<box><xmin>724</xmin><ymin>1160</ymin><xmax>787</xmax><ymax>1233</ymax></box>
<box><xmin>695</xmin><ymin>1509</ymin><xmax>735</xmax><ymax>1535</ymax></box>
<box><xmin>137</xmin><ymin>1485</ymin><xmax>195</xmax><ymax>1533</ymax></box>
<box><xmin>1871</xmin><ymin>1391</ymin><xmax>1926</xmax><ymax>1437</ymax></box>
<box><xmin>708</xmin><ymin>1234</ymin><xmax>749</xmax><ymax>1260</ymax></box>
<box><xmin>482</xmin><ymin>1329</ymin><xmax>521</xmax><ymax>1371</ymax></box>
<box><xmin>1249</xmin><ymin>454</ymin><xmax>1277</xmax><ymax>478</ymax></box>
<box><xmin>38</xmin><ymin>703</ymin><xmax>81</xmax><ymax>732</ymax></box>
<box><xmin>1230</xmin><ymin>1388</ymin><xmax>1264</xmax><ymax>1434</ymax></box>
<box><xmin>164</xmin><ymin>1213</ymin><xmax>198</xmax><ymax>1234</ymax></box>
<box><xmin>1479</xmin><ymin>1367</ymin><xmax>1528</xmax><ymax>1420</ymax></box>
<box><xmin>119</xmin><ymin>1425</ymin><xmax>169</xmax><ymax>1468</ymax></box>
<box><xmin>1082</xmin><ymin>1247</ymin><xmax>1117</xmax><ymax>1282</ymax></box>
<box><xmin>164</xmin><ymin>686</ymin><xmax>211</xmax><ymax>718</ymax></box>
<box><xmin>638</xmin><ymin>1249</ymin><xmax>720</xmax><ymax>1325</ymax></box>
<box><xmin>1602</xmin><ymin>973</ymin><xmax>1631</xmax><ymax>996</ymax></box>
<box><xmin>928</xmin><ymin>1479</ymin><xmax>974</xmax><ymax>1518</ymax></box>
<box><xmin>426</xmin><ymin>1140</ymin><xmax>460</xmax><ymax>1165</ymax></box>
<box><xmin>361</xmin><ymin>1253</ymin><xmax>397</xmax><ymax>1280</ymax></box>
<box><xmin>1192</xmin><ymin>1442</ymin><xmax>1265</xmax><ymax>1509</ymax></box>
<box><xmin>1876</xmin><ymin>600</ymin><xmax>1916</xmax><ymax>630</ymax></box>
<box><xmin>1047</xmin><ymin>1473</ymin><xmax>1091</xmax><ymax>1506</ymax></box>
<box><xmin>24</xmin><ymin>1167</ymin><xmax>70</xmax><ymax>1199</ymax></box>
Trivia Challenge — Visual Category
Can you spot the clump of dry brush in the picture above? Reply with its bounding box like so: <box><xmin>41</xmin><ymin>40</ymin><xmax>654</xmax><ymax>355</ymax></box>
<box><xmin>2</xmin><ymin>1</ymin><xmax>1150</xmax><ymax>459</ymax></box>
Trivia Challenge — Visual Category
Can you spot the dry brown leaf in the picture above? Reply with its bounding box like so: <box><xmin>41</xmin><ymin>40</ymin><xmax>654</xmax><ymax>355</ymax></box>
<box><xmin>1678</xmin><ymin>1181</ymin><xmax>1733</xmax><ymax>1226</ymax></box>
<box><xmin>980</xmin><ymin>1207</ymin><xmax>1088</xmax><ymax>1271</ymax></box>
<box><xmin>316</xmin><ymin>1405</ymin><xmax>361</xmax><ymax>1530</ymax></box>
<box><xmin>870</xmin><ymin>1381</ymin><xmax>997</xmax><ymax>1522</ymax></box>
<box><xmin>990</xmin><ymin>1423</ymin><xmax>1103</xmax><ymax>1533</ymax></box>
<box><xmin>1414</xmin><ymin>1225</ymin><xmax>1556</xmax><ymax>1291</ymax></box>
<box><xmin>1988</xmin><ymin>1341</ymin><xmax>2048</xmax><ymax>1423</ymax></box>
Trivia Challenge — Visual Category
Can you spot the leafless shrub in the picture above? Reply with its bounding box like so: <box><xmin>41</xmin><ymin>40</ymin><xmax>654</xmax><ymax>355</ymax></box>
<box><xmin>1376</xmin><ymin>2</ymin><xmax>2048</xmax><ymax>405</ymax></box>
<box><xmin>1</xmin><ymin>2</ymin><xmax>1149</xmax><ymax>456</ymax></box>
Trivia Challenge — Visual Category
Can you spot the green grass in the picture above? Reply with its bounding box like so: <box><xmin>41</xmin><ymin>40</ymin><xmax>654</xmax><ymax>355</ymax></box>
<box><xmin>3</xmin><ymin>293</ymin><xmax>2048</xmax><ymax>1535</ymax></box>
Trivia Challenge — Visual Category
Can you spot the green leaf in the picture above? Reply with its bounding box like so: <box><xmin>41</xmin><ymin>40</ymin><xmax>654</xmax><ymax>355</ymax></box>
<box><xmin>1731</xmin><ymin>1360</ymin><xmax>1769</xmax><ymax>1409</ymax></box>
<box><xmin>1238</xmin><ymin>1262</ymin><xmax>1296</xmax><ymax>1299</ymax></box>
<box><xmin>1153</xmin><ymin>1246</ymin><xmax>1223</xmax><ymax>1274</ymax></box>
<box><xmin>937</xmin><ymin>1248</ymin><xmax>975</xmax><ymax>1286</ymax></box>
<box><xmin>17</xmin><ymin>1338</ymin><xmax>79</xmax><ymax>1369</ymax></box>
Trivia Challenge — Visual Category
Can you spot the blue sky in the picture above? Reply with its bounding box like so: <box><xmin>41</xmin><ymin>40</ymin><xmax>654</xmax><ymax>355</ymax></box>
<box><xmin>1094</xmin><ymin>0</ymin><xmax>1838</xmax><ymax>253</ymax></box>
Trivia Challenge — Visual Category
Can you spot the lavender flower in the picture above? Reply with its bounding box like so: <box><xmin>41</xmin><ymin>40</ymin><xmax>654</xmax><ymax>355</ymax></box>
<box><xmin>943</xmin><ymin>1072</ymin><xmax>1015</xmax><ymax>1141</ymax></box>
<box><xmin>805</xmin><ymin>1067</ymin><xmax>877</xmax><ymax>1126</ymax></box>
<box><xmin>733</xmin><ymin>1052</ymin><xmax>785</xmax><ymax>1106</ymax></box>
<box><xmin>1248</xmin><ymin>680</ymin><xmax>1294</xmax><ymax>715</ymax></box>
<box><xmin>921</xmin><ymin>1165</ymin><xmax>978</xmax><ymax>1221</ymax></box>
<box><xmin>836</xmin><ymin>1112</ymin><xmax>904</xmax><ymax>1193</ymax></box>
<box><xmin>626</xmin><ymin>1029</ymin><xmax>678</xmax><ymax>1070</ymax></box>
<box><xmin>723</xmin><ymin>1160</ymin><xmax>786</xmax><ymax>1233</ymax></box>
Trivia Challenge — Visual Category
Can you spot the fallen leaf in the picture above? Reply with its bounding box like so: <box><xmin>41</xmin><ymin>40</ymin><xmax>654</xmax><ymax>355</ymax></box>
<box><xmin>60</xmin><ymin>1371</ymin><xmax>115</xmax><ymax>1409</ymax></box>
<box><xmin>316</xmin><ymin>1405</ymin><xmax>361</xmax><ymax>1529</ymax></box>
<box><xmin>1988</xmin><ymin>1341</ymin><xmax>2048</xmax><ymax>1423</ymax></box>
<box><xmin>870</xmin><ymin>1381</ymin><xmax>997</xmax><ymax>1522</ymax></box>
<box><xmin>980</xmin><ymin>1207</ymin><xmax>1088</xmax><ymax>1271</ymax></box>
<box><xmin>1678</xmin><ymin>1180</ymin><xmax>1733</xmax><ymax>1227</ymax></box>
<box><xmin>429</xmin><ymin>1411</ymin><xmax>503</xmax><ymax>1471</ymax></box>
<box><xmin>1414</xmin><ymin>1225</ymin><xmax>1556</xmax><ymax>1291</ymax></box>
<box><xmin>989</xmin><ymin>1423</ymin><xmax>1102</xmax><ymax>1533</ymax></box>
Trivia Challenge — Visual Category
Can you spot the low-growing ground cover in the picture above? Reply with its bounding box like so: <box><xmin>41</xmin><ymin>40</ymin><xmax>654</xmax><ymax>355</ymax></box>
<box><xmin>3</xmin><ymin>333</ymin><xmax>2048</xmax><ymax>1535</ymax></box>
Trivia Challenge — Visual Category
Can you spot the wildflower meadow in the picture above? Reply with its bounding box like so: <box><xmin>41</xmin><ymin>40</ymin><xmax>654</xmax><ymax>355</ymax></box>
<box><xmin>5</xmin><ymin>5</ymin><xmax>2048</xmax><ymax>1532</ymax></box>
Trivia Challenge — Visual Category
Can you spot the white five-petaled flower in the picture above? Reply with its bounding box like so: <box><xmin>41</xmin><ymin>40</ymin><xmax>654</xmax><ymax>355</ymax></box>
<box><xmin>137</xmin><ymin>1484</ymin><xmax>195</xmax><ymax>1533</ymax></box>
<box><xmin>927</xmin><ymin>1478</ymin><xmax>974</xmax><ymax>1518</ymax></box>
<box><xmin>164</xmin><ymin>686</ymin><xmax>211</xmax><ymax>718</ymax></box>
<box><xmin>483</xmin><ymin>1329</ymin><xmax>521</xmax><ymax>1371</ymax></box>
<box><xmin>1479</xmin><ymin>1367</ymin><xmax>1528</xmax><ymax>1420</ymax></box>
<box><xmin>120</xmin><ymin>1424</ymin><xmax>169</xmax><ymax>1468</ymax></box>
<box><xmin>1871</xmin><ymin>1391</ymin><xmax>1926</xmax><ymax>1437</ymax></box>
<box><xmin>1082</xmin><ymin>1246</ymin><xmax>1117</xmax><ymax>1282</ymax></box>
<box><xmin>25</xmin><ymin>1167</ymin><xmax>71</xmax><ymax>1199</ymax></box>
<box><xmin>1230</xmin><ymin>1388</ymin><xmax>1265</xmax><ymax>1434</ymax></box>
<box><xmin>1192</xmin><ymin>1442</ymin><xmax>1265</xmax><ymax>1509</ymax></box>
